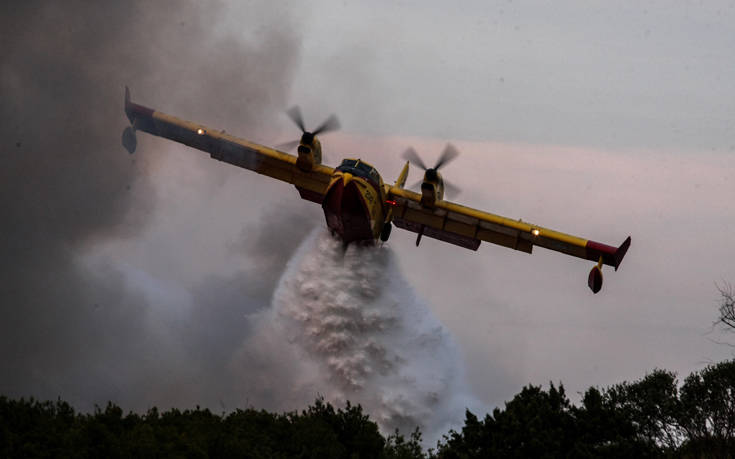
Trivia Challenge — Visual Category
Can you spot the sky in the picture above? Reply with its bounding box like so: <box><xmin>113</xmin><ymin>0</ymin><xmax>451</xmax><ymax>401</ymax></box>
<box><xmin>2</xmin><ymin>0</ymin><xmax>734</xmax><ymax>431</ymax></box>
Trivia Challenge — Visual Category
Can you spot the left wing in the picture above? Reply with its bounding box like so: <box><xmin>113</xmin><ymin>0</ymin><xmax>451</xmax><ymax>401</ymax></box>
<box><xmin>123</xmin><ymin>87</ymin><xmax>334</xmax><ymax>203</ymax></box>
<box><xmin>387</xmin><ymin>185</ymin><xmax>630</xmax><ymax>289</ymax></box>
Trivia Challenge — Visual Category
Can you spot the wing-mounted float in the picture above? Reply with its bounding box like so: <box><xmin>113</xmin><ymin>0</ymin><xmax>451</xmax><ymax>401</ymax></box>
<box><xmin>122</xmin><ymin>87</ymin><xmax>630</xmax><ymax>294</ymax></box>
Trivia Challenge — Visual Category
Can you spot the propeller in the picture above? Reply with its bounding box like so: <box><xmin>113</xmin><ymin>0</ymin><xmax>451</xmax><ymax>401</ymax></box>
<box><xmin>402</xmin><ymin>143</ymin><xmax>462</xmax><ymax>198</ymax></box>
<box><xmin>276</xmin><ymin>105</ymin><xmax>341</xmax><ymax>151</ymax></box>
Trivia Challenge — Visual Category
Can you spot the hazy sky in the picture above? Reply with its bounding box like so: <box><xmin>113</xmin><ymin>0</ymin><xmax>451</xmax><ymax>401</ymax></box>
<box><xmin>2</xmin><ymin>0</ymin><xmax>734</xmax><ymax>423</ymax></box>
<box><xmin>244</xmin><ymin>0</ymin><xmax>735</xmax><ymax>404</ymax></box>
<box><xmin>278</xmin><ymin>0</ymin><xmax>735</xmax><ymax>151</ymax></box>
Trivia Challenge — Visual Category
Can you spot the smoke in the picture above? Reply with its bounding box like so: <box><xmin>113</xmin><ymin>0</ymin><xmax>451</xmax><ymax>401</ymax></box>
<box><xmin>235</xmin><ymin>229</ymin><xmax>475</xmax><ymax>443</ymax></box>
<box><xmin>0</xmin><ymin>0</ymin><xmax>300</xmax><ymax>408</ymax></box>
<box><xmin>1</xmin><ymin>1</ymin><xmax>476</xmax><ymax>442</ymax></box>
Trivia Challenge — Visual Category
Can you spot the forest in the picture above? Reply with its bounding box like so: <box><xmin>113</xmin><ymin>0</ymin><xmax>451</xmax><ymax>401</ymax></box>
<box><xmin>2</xmin><ymin>359</ymin><xmax>734</xmax><ymax>458</ymax></box>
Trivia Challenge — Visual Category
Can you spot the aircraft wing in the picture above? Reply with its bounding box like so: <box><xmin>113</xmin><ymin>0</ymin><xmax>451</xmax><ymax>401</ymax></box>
<box><xmin>122</xmin><ymin>87</ymin><xmax>334</xmax><ymax>203</ymax></box>
<box><xmin>386</xmin><ymin>186</ymin><xmax>631</xmax><ymax>270</ymax></box>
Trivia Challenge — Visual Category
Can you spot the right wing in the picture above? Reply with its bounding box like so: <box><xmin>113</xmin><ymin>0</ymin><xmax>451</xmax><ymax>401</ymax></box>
<box><xmin>123</xmin><ymin>87</ymin><xmax>334</xmax><ymax>203</ymax></box>
<box><xmin>387</xmin><ymin>185</ymin><xmax>631</xmax><ymax>270</ymax></box>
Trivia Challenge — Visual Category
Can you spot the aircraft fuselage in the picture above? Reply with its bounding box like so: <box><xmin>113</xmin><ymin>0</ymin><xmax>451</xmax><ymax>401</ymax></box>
<box><xmin>322</xmin><ymin>159</ymin><xmax>385</xmax><ymax>243</ymax></box>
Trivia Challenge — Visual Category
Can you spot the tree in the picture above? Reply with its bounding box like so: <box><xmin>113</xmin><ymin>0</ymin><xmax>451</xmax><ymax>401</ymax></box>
<box><xmin>4</xmin><ymin>362</ymin><xmax>735</xmax><ymax>458</ymax></box>
<box><xmin>384</xmin><ymin>428</ymin><xmax>425</xmax><ymax>459</ymax></box>
<box><xmin>434</xmin><ymin>374</ymin><xmax>677</xmax><ymax>458</ymax></box>
<box><xmin>573</xmin><ymin>385</ymin><xmax>657</xmax><ymax>457</ymax></box>
<box><xmin>0</xmin><ymin>397</ymin><xmax>424</xmax><ymax>458</ymax></box>
<box><xmin>678</xmin><ymin>360</ymin><xmax>735</xmax><ymax>458</ymax></box>
<box><xmin>433</xmin><ymin>383</ymin><xmax>578</xmax><ymax>458</ymax></box>
<box><xmin>599</xmin><ymin>369</ymin><xmax>681</xmax><ymax>451</ymax></box>
<box><xmin>717</xmin><ymin>282</ymin><xmax>735</xmax><ymax>332</ymax></box>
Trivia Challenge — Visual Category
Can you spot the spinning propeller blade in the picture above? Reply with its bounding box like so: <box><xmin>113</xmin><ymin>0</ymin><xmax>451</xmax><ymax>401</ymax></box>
<box><xmin>279</xmin><ymin>106</ymin><xmax>341</xmax><ymax>151</ymax></box>
<box><xmin>402</xmin><ymin>147</ymin><xmax>428</xmax><ymax>170</ymax></box>
<box><xmin>313</xmin><ymin>114</ymin><xmax>340</xmax><ymax>136</ymax></box>
<box><xmin>286</xmin><ymin>105</ymin><xmax>306</xmax><ymax>132</ymax></box>
<box><xmin>403</xmin><ymin>143</ymin><xmax>462</xmax><ymax>197</ymax></box>
<box><xmin>443</xmin><ymin>179</ymin><xmax>462</xmax><ymax>198</ymax></box>
<box><xmin>275</xmin><ymin>139</ymin><xmax>301</xmax><ymax>151</ymax></box>
<box><xmin>435</xmin><ymin>143</ymin><xmax>459</xmax><ymax>170</ymax></box>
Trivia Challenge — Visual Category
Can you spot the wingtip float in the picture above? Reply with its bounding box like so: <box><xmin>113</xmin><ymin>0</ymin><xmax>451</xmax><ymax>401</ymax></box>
<box><xmin>121</xmin><ymin>87</ymin><xmax>631</xmax><ymax>294</ymax></box>
<box><xmin>587</xmin><ymin>236</ymin><xmax>631</xmax><ymax>294</ymax></box>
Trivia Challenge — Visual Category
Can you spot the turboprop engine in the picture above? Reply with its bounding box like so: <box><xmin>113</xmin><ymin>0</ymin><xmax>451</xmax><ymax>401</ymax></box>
<box><xmin>402</xmin><ymin>143</ymin><xmax>462</xmax><ymax>207</ymax></box>
<box><xmin>277</xmin><ymin>106</ymin><xmax>340</xmax><ymax>172</ymax></box>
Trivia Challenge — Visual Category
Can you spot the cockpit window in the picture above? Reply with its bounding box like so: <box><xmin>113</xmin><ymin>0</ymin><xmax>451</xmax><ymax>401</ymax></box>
<box><xmin>336</xmin><ymin>158</ymin><xmax>381</xmax><ymax>187</ymax></box>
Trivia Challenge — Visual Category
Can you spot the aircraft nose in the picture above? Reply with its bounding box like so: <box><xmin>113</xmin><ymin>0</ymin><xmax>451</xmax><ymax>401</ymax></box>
<box><xmin>342</xmin><ymin>172</ymin><xmax>353</xmax><ymax>186</ymax></box>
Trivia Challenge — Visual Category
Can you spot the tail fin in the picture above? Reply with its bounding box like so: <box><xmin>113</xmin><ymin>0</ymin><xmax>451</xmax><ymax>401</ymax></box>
<box><xmin>613</xmin><ymin>236</ymin><xmax>631</xmax><ymax>271</ymax></box>
<box><xmin>394</xmin><ymin>161</ymin><xmax>410</xmax><ymax>188</ymax></box>
<box><xmin>124</xmin><ymin>86</ymin><xmax>134</xmax><ymax>124</ymax></box>
<box><xmin>122</xmin><ymin>86</ymin><xmax>137</xmax><ymax>153</ymax></box>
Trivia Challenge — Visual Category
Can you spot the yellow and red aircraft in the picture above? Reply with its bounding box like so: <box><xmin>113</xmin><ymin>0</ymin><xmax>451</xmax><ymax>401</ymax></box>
<box><xmin>122</xmin><ymin>87</ymin><xmax>630</xmax><ymax>293</ymax></box>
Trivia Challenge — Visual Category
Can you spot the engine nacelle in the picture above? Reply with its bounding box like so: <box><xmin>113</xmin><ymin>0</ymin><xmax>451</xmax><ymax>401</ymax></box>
<box><xmin>420</xmin><ymin>181</ymin><xmax>436</xmax><ymax>206</ymax></box>
<box><xmin>588</xmin><ymin>265</ymin><xmax>603</xmax><ymax>294</ymax></box>
<box><xmin>420</xmin><ymin>169</ymin><xmax>444</xmax><ymax>207</ymax></box>
<box><xmin>296</xmin><ymin>136</ymin><xmax>322</xmax><ymax>171</ymax></box>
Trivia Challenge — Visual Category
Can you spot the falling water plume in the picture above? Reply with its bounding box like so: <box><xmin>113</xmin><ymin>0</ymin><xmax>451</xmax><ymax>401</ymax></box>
<box><xmin>238</xmin><ymin>229</ymin><xmax>477</xmax><ymax>444</ymax></box>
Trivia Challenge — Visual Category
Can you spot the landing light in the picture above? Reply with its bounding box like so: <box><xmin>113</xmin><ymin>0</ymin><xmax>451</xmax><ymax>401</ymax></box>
<box><xmin>532</xmin><ymin>229</ymin><xmax>540</xmax><ymax>236</ymax></box>
<box><xmin>197</xmin><ymin>128</ymin><xmax>205</xmax><ymax>135</ymax></box>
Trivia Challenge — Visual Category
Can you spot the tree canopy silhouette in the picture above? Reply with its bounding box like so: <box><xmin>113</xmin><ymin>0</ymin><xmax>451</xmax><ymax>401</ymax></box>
<box><xmin>2</xmin><ymin>360</ymin><xmax>735</xmax><ymax>458</ymax></box>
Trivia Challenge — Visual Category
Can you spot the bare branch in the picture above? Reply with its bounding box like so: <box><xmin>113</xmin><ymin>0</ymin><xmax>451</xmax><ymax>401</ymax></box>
<box><xmin>716</xmin><ymin>281</ymin><xmax>735</xmax><ymax>330</ymax></box>
<box><xmin>705</xmin><ymin>337</ymin><xmax>735</xmax><ymax>349</ymax></box>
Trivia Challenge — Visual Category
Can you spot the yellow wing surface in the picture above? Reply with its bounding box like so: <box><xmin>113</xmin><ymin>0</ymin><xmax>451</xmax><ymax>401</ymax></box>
<box><xmin>123</xmin><ymin>87</ymin><xmax>629</xmax><ymax>292</ymax></box>
<box><xmin>123</xmin><ymin>87</ymin><xmax>334</xmax><ymax>203</ymax></box>
<box><xmin>387</xmin><ymin>186</ymin><xmax>631</xmax><ymax>271</ymax></box>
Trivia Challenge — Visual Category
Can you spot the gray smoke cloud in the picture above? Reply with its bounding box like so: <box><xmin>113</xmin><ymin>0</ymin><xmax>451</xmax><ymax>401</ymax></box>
<box><xmin>0</xmin><ymin>1</ymin><xmax>476</xmax><ymax>441</ymax></box>
<box><xmin>156</xmin><ymin>204</ymin><xmax>322</xmax><ymax>411</ymax></box>
<box><xmin>0</xmin><ymin>0</ymin><xmax>301</xmax><ymax>408</ymax></box>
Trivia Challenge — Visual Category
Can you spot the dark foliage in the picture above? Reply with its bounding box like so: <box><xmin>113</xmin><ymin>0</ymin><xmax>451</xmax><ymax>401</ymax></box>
<box><xmin>434</xmin><ymin>383</ymin><xmax>577</xmax><ymax>458</ymax></box>
<box><xmin>433</xmin><ymin>360</ymin><xmax>735</xmax><ymax>458</ymax></box>
<box><xmin>3</xmin><ymin>360</ymin><xmax>735</xmax><ymax>458</ymax></box>
<box><xmin>0</xmin><ymin>397</ymin><xmax>422</xmax><ymax>459</ymax></box>
<box><xmin>678</xmin><ymin>361</ymin><xmax>735</xmax><ymax>458</ymax></box>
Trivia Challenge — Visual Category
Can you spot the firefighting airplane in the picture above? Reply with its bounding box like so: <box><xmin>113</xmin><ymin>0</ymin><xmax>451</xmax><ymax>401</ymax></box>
<box><xmin>122</xmin><ymin>87</ymin><xmax>630</xmax><ymax>293</ymax></box>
